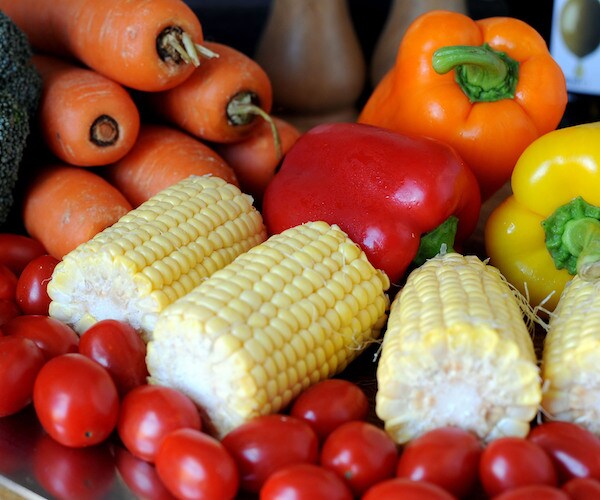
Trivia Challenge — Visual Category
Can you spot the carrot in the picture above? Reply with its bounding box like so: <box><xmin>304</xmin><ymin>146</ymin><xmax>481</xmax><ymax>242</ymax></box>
<box><xmin>22</xmin><ymin>165</ymin><xmax>132</xmax><ymax>259</ymax></box>
<box><xmin>143</xmin><ymin>41</ymin><xmax>274</xmax><ymax>143</ymax></box>
<box><xmin>0</xmin><ymin>0</ymin><xmax>215</xmax><ymax>91</ymax></box>
<box><xmin>103</xmin><ymin>123</ymin><xmax>239</xmax><ymax>207</ymax></box>
<box><xmin>214</xmin><ymin>117</ymin><xmax>301</xmax><ymax>204</ymax></box>
<box><xmin>32</xmin><ymin>54</ymin><xmax>141</xmax><ymax>167</ymax></box>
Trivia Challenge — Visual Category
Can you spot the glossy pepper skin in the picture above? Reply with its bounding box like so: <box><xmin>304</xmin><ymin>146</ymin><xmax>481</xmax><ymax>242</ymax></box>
<box><xmin>485</xmin><ymin>123</ymin><xmax>600</xmax><ymax>311</ymax></box>
<box><xmin>358</xmin><ymin>10</ymin><xmax>567</xmax><ymax>201</ymax></box>
<box><xmin>261</xmin><ymin>122</ymin><xmax>481</xmax><ymax>285</ymax></box>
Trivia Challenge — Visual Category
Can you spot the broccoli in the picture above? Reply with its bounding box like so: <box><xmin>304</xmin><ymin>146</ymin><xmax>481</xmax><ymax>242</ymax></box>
<box><xmin>0</xmin><ymin>10</ymin><xmax>42</xmax><ymax>226</ymax></box>
<box><xmin>0</xmin><ymin>11</ymin><xmax>42</xmax><ymax>120</ymax></box>
<box><xmin>0</xmin><ymin>91</ymin><xmax>29</xmax><ymax>225</ymax></box>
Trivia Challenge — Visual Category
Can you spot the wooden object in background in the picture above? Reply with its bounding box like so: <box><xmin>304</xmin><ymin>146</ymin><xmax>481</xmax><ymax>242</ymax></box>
<box><xmin>370</xmin><ymin>0</ymin><xmax>467</xmax><ymax>86</ymax></box>
<box><xmin>254</xmin><ymin>0</ymin><xmax>366</xmax><ymax>130</ymax></box>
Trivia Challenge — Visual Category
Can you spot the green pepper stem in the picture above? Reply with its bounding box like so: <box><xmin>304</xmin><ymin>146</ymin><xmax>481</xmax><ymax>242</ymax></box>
<box><xmin>562</xmin><ymin>218</ymin><xmax>600</xmax><ymax>279</ymax></box>
<box><xmin>413</xmin><ymin>216</ymin><xmax>458</xmax><ymax>267</ymax></box>
<box><xmin>432</xmin><ymin>43</ymin><xmax>519</xmax><ymax>102</ymax></box>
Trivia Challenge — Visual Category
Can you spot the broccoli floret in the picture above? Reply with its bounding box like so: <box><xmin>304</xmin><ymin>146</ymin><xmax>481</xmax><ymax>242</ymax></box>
<box><xmin>0</xmin><ymin>11</ymin><xmax>42</xmax><ymax>120</ymax></box>
<box><xmin>0</xmin><ymin>91</ymin><xmax>29</xmax><ymax>226</ymax></box>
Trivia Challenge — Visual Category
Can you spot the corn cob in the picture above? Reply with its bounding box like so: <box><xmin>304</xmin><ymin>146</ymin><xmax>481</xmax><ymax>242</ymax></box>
<box><xmin>541</xmin><ymin>275</ymin><xmax>600</xmax><ymax>433</ymax></box>
<box><xmin>376</xmin><ymin>252</ymin><xmax>541</xmax><ymax>445</ymax></box>
<box><xmin>48</xmin><ymin>175</ymin><xmax>266</xmax><ymax>341</ymax></box>
<box><xmin>146</xmin><ymin>221</ymin><xmax>390</xmax><ymax>437</ymax></box>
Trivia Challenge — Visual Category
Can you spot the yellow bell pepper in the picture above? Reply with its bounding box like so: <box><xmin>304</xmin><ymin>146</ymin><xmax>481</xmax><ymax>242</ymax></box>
<box><xmin>485</xmin><ymin>122</ymin><xmax>600</xmax><ymax>311</ymax></box>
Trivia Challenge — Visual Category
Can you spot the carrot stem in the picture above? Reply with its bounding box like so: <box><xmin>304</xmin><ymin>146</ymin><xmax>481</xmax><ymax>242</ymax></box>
<box><xmin>227</xmin><ymin>93</ymin><xmax>282</xmax><ymax>160</ymax></box>
<box><xmin>90</xmin><ymin>115</ymin><xmax>119</xmax><ymax>147</ymax></box>
<box><xmin>157</xmin><ymin>27</ymin><xmax>219</xmax><ymax>68</ymax></box>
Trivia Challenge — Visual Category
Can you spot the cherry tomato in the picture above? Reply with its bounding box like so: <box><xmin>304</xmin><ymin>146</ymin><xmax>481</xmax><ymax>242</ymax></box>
<box><xmin>479</xmin><ymin>436</ymin><xmax>558</xmax><ymax>497</ymax></box>
<box><xmin>33</xmin><ymin>433</ymin><xmax>116</xmax><ymax>499</ymax></box>
<box><xmin>0</xmin><ymin>233</ymin><xmax>46</xmax><ymax>275</ymax></box>
<box><xmin>114</xmin><ymin>445</ymin><xmax>176</xmax><ymax>500</ymax></box>
<box><xmin>562</xmin><ymin>477</ymin><xmax>600</xmax><ymax>499</ymax></box>
<box><xmin>0</xmin><ymin>336</ymin><xmax>45</xmax><ymax>417</ymax></box>
<box><xmin>493</xmin><ymin>484</ymin><xmax>569</xmax><ymax>499</ymax></box>
<box><xmin>156</xmin><ymin>428</ymin><xmax>239</xmax><ymax>500</ymax></box>
<box><xmin>15</xmin><ymin>254</ymin><xmax>59</xmax><ymax>315</ymax></box>
<box><xmin>79</xmin><ymin>319</ymin><xmax>148</xmax><ymax>396</ymax></box>
<box><xmin>320</xmin><ymin>420</ymin><xmax>398</xmax><ymax>496</ymax></box>
<box><xmin>222</xmin><ymin>414</ymin><xmax>319</xmax><ymax>493</ymax></box>
<box><xmin>362</xmin><ymin>478</ymin><xmax>456</xmax><ymax>500</ymax></box>
<box><xmin>117</xmin><ymin>384</ymin><xmax>201</xmax><ymax>463</ymax></box>
<box><xmin>396</xmin><ymin>426</ymin><xmax>483</xmax><ymax>498</ymax></box>
<box><xmin>3</xmin><ymin>315</ymin><xmax>78</xmax><ymax>359</ymax></box>
<box><xmin>0</xmin><ymin>264</ymin><xmax>18</xmax><ymax>301</ymax></box>
<box><xmin>0</xmin><ymin>406</ymin><xmax>45</xmax><ymax>475</ymax></box>
<box><xmin>260</xmin><ymin>463</ymin><xmax>353</xmax><ymax>500</ymax></box>
<box><xmin>289</xmin><ymin>379</ymin><xmax>369</xmax><ymax>441</ymax></box>
<box><xmin>33</xmin><ymin>353</ymin><xmax>119</xmax><ymax>447</ymax></box>
<box><xmin>0</xmin><ymin>299</ymin><xmax>20</xmax><ymax>327</ymax></box>
<box><xmin>528</xmin><ymin>421</ymin><xmax>600</xmax><ymax>483</ymax></box>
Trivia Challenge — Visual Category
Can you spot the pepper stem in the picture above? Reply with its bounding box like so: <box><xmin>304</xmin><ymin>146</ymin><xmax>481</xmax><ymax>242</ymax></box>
<box><xmin>432</xmin><ymin>43</ymin><xmax>519</xmax><ymax>102</ymax></box>
<box><xmin>542</xmin><ymin>196</ymin><xmax>600</xmax><ymax>279</ymax></box>
<box><xmin>562</xmin><ymin>218</ymin><xmax>600</xmax><ymax>279</ymax></box>
<box><xmin>413</xmin><ymin>216</ymin><xmax>458</xmax><ymax>267</ymax></box>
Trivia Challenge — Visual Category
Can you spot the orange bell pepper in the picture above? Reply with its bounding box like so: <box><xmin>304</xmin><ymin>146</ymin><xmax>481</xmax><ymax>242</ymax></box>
<box><xmin>358</xmin><ymin>10</ymin><xmax>567</xmax><ymax>201</ymax></box>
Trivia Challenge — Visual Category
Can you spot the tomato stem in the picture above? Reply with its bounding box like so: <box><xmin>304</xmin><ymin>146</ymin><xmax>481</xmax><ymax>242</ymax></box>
<box><xmin>432</xmin><ymin>43</ymin><xmax>519</xmax><ymax>103</ymax></box>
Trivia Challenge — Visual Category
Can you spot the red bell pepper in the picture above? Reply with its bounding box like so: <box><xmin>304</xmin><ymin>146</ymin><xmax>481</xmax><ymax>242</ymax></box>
<box><xmin>262</xmin><ymin>122</ymin><xmax>481</xmax><ymax>284</ymax></box>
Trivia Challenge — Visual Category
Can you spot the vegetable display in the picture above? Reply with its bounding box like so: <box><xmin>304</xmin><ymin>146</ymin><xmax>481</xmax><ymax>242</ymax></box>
<box><xmin>485</xmin><ymin>122</ymin><xmax>600</xmax><ymax>311</ymax></box>
<box><xmin>262</xmin><ymin>122</ymin><xmax>481</xmax><ymax>285</ymax></box>
<box><xmin>0</xmin><ymin>0</ymin><xmax>213</xmax><ymax>91</ymax></box>
<box><xmin>47</xmin><ymin>175</ymin><xmax>266</xmax><ymax>340</ymax></box>
<box><xmin>358</xmin><ymin>10</ymin><xmax>567</xmax><ymax>200</ymax></box>
<box><xmin>376</xmin><ymin>250</ymin><xmax>540</xmax><ymax>444</ymax></box>
<box><xmin>146</xmin><ymin>220</ymin><xmax>390</xmax><ymax>437</ymax></box>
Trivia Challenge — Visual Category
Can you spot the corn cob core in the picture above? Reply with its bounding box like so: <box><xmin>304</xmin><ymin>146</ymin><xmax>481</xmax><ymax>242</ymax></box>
<box><xmin>146</xmin><ymin>221</ymin><xmax>390</xmax><ymax>438</ymax></box>
<box><xmin>542</xmin><ymin>275</ymin><xmax>600</xmax><ymax>434</ymax></box>
<box><xmin>47</xmin><ymin>175</ymin><xmax>266</xmax><ymax>341</ymax></box>
<box><xmin>376</xmin><ymin>252</ymin><xmax>541</xmax><ymax>444</ymax></box>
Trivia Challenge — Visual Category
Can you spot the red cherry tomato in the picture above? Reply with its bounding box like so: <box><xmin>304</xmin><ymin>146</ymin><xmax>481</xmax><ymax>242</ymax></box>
<box><xmin>117</xmin><ymin>384</ymin><xmax>201</xmax><ymax>463</ymax></box>
<box><xmin>156</xmin><ymin>428</ymin><xmax>239</xmax><ymax>500</ymax></box>
<box><xmin>0</xmin><ymin>299</ymin><xmax>20</xmax><ymax>327</ymax></box>
<box><xmin>15</xmin><ymin>254</ymin><xmax>59</xmax><ymax>315</ymax></box>
<box><xmin>396</xmin><ymin>426</ymin><xmax>483</xmax><ymax>498</ymax></box>
<box><xmin>562</xmin><ymin>477</ymin><xmax>600</xmax><ymax>499</ymax></box>
<box><xmin>3</xmin><ymin>315</ymin><xmax>78</xmax><ymax>359</ymax></box>
<box><xmin>114</xmin><ymin>445</ymin><xmax>176</xmax><ymax>500</ymax></box>
<box><xmin>222</xmin><ymin>414</ymin><xmax>319</xmax><ymax>493</ymax></box>
<box><xmin>0</xmin><ymin>233</ymin><xmax>46</xmax><ymax>275</ymax></box>
<box><xmin>479</xmin><ymin>436</ymin><xmax>558</xmax><ymax>497</ymax></box>
<box><xmin>0</xmin><ymin>407</ymin><xmax>44</xmax><ymax>475</ymax></box>
<box><xmin>260</xmin><ymin>463</ymin><xmax>354</xmax><ymax>500</ymax></box>
<box><xmin>493</xmin><ymin>484</ymin><xmax>569</xmax><ymax>499</ymax></box>
<box><xmin>0</xmin><ymin>264</ymin><xmax>18</xmax><ymax>301</ymax></box>
<box><xmin>0</xmin><ymin>336</ymin><xmax>45</xmax><ymax>417</ymax></box>
<box><xmin>289</xmin><ymin>379</ymin><xmax>370</xmax><ymax>441</ymax></box>
<box><xmin>33</xmin><ymin>353</ymin><xmax>119</xmax><ymax>447</ymax></box>
<box><xmin>362</xmin><ymin>478</ymin><xmax>456</xmax><ymax>500</ymax></box>
<box><xmin>320</xmin><ymin>420</ymin><xmax>399</xmax><ymax>496</ymax></box>
<box><xmin>32</xmin><ymin>433</ymin><xmax>116</xmax><ymax>499</ymax></box>
<box><xmin>79</xmin><ymin>319</ymin><xmax>148</xmax><ymax>397</ymax></box>
<box><xmin>529</xmin><ymin>421</ymin><xmax>600</xmax><ymax>483</ymax></box>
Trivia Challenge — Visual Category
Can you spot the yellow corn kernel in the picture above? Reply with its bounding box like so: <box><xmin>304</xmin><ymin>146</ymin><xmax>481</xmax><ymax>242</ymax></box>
<box><xmin>48</xmin><ymin>175</ymin><xmax>266</xmax><ymax>341</ymax></box>
<box><xmin>376</xmin><ymin>252</ymin><xmax>541</xmax><ymax>444</ymax></box>
<box><xmin>541</xmin><ymin>275</ymin><xmax>600</xmax><ymax>434</ymax></box>
<box><xmin>146</xmin><ymin>221</ymin><xmax>390</xmax><ymax>438</ymax></box>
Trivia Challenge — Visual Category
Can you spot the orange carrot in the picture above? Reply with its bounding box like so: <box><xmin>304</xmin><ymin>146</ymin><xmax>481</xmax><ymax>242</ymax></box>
<box><xmin>104</xmin><ymin>123</ymin><xmax>238</xmax><ymax>207</ymax></box>
<box><xmin>0</xmin><ymin>0</ymin><xmax>213</xmax><ymax>91</ymax></box>
<box><xmin>215</xmin><ymin>117</ymin><xmax>301</xmax><ymax>204</ymax></box>
<box><xmin>143</xmin><ymin>41</ymin><xmax>274</xmax><ymax>143</ymax></box>
<box><xmin>33</xmin><ymin>54</ymin><xmax>141</xmax><ymax>167</ymax></box>
<box><xmin>22</xmin><ymin>165</ymin><xmax>132</xmax><ymax>259</ymax></box>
